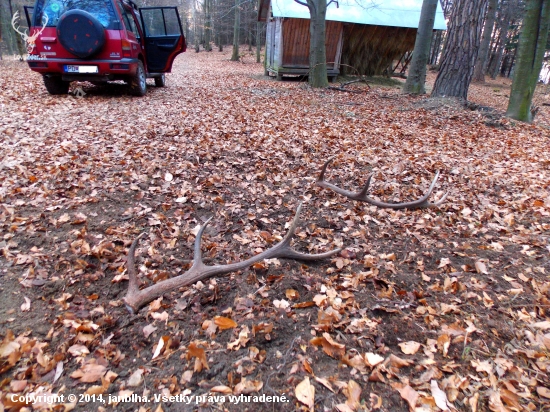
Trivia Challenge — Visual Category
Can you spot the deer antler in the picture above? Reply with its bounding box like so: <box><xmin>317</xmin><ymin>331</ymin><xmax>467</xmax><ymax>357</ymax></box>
<box><xmin>317</xmin><ymin>157</ymin><xmax>448</xmax><ymax>210</ymax></box>
<box><xmin>124</xmin><ymin>204</ymin><xmax>341</xmax><ymax>313</ymax></box>
<box><xmin>11</xmin><ymin>11</ymin><xmax>28</xmax><ymax>40</ymax></box>
<box><xmin>11</xmin><ymin>11</ymin><xmax>48</xmax><ymax>53</ymax></box>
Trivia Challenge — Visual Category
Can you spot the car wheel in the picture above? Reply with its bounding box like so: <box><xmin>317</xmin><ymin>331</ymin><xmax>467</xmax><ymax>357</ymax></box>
<box><xmin>154</xmin><ymin>74</ymin><xmax>166</xmax><ymax>87</ymax></box>
<box><xmin>43</xmin><ymin>76</ymin><xmax>70</xmax><ymax>95</ymax></box>
<box><xmin>129</xmin><ymin>61</ymin><xmax>147</xmax><ymax>96</ymax></box>
<box><xmin>57</xmin><ymin>10</ymin><xmax>106</xmax><ymax>58</ymax></box>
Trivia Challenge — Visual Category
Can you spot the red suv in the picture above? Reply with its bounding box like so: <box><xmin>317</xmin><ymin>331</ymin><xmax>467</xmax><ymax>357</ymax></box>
<box><xmin>21</xmin><ymin>0</ymin><xmax>186</xmax><ymax>96</ymax></box>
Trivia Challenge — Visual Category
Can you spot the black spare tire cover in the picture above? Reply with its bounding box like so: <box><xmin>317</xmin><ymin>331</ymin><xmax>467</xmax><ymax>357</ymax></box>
<box><xmin>57</xmin><ymin>10</ymin><xmax>106</xmax><ymax>58</ymax></box>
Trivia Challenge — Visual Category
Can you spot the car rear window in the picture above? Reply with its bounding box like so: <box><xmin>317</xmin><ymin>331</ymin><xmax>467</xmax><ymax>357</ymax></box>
<box><xmin>33</xmin><ymin>0</ymin><xmax>118</xmax><ymax>29</ymax></box>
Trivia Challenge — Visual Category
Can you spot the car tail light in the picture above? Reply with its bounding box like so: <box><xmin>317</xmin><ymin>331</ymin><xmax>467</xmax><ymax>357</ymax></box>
<box><xmin>121</xmin><ymin>39</ymin><xmax>132</xmax><ymax>58</ymax></box>
<box><xmin>110</xmin><ymin>64</ymin><xmax>129</xmax><ymax>70</ymax></box>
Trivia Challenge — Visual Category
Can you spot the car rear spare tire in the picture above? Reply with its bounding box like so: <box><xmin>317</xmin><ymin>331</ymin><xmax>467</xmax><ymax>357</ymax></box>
<box><xmin>57</xmin><ymin>10</ymin><xmax>105</xmax><ymax>58</ymax></box>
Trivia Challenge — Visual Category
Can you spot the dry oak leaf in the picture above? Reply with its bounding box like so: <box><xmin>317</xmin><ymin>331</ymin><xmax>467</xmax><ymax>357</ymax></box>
<box><xmin>335</xmin><ymin>404</ymin><xmax>354</xmax><ymax>412</ymax></box>
<box><xmin>273</xmin><ymin>299</ymin><xmax>290</xmax><ymax>309</ymax></box>
<box><xmin>180</xmin><ymin>370</ymin><xmax>193</xmax><ymax>384</ymax></box>
<box><xmin>532</xmin><ymin>321</ymin><xmax>550</xmax><ymax>330</ymax></box>
<box><xmin>67</xmin><ymin>344</ymin><xmax>89</xmax><ymax>357</ymax></box>
<box><xmin>286</xmin><ymin>289</ymin><xmax>300</xmax><ymax>300</ymax></box>
<box><xmin>202</xmin><ymin>319</ymin><xmax>218</xmax><ymax>338</ymax></box>
<box><xmin>143</xmin><ymin>324</ymin><xmax>157</xmax><ymax>338</ymax></box>
<box><xmin>234</xmin><ymin>378</ymin><xmax>263</xmax><ymax>395</ymax></box>
<box><xmin>398</xmin><ymin>341</ymin><xmax>421</xmax><ymax>355</ymax></box>
<box><xmin>430</xmin><ymin>380</ymin><xmax>451</xmax><ymax>411</ymax></box>
<box><xmin>295</xmin><ymin>376</ymin><xmax>315</xmax><ymax>411</ymax></box>
<box><xmin>187</xmin><ymin>342</ymin><xmax>209</xmax><ymax>371</ymax></box>
<box><xmin>364</xmin><ymin>352</ymin><xmax>385</xmax><ymax>367</ymax></box>
<box><xmin>475</xmin><ymin>261</ymin><xmax>488</xmax><ymax>274</ymax></box>
<box><xmin>342</xmin><ymin>353</ymin><xmax>367</xmax><ymax>372</ymax></box>
<box><xmin>369</xmin><ymin>393</ymin><xmax>383</xmax><ymax>410</ymax></box>
<box><xmin>385</xmin><ymin>354</ymin><xmax>414</xmax><ymax>368</ymax></box>
<box><xmin>85</xmin><ymin>382</ymin><xmax>109</xmax><ymax>396</ymax></box>
<box><xmin>500</xmin><ymin>388</ymin><xmax>521</xmax><ymax>409</ymax></box>
<box><xmin>211</xmin><ymin>385</ymin><xmax>233</xmax><ymax>394</ymax></box>
<box><xmin>344</xmin><ymin>379</ymin><xmax>362</xmax><ymax>410</ymax></box>
<box><xmin>0</xmin><ymin>331</ymin><xmax>20</xmax><ymax>358</ymax></box>
<box><xmin>21</xmin><ymin>297</ymin><xmax>31</xmax><ymax>312</ymax></box>
<box><xmin>252</xmin><ymin>322</ymin><xmax>273</xmax><ymax>337</ymax></box>
<box><xmin>393</xmin><ymin>383</ymin><xmax>419</xmax><ymax>412</ymax></box>
<box><xmin>537</xmin><ymin>386</ymin><xmax>550</xmax><ymax>399</ymax></box>
<box><xmin>214</xmin><ymin>316</ymin><xmax>237</xmax><ymax>330</ymax></box>
<box><xmin>313</xmin><ymin>294</ymin><xmax>327</xmax><ymax>307</ymax></box>
<box><xmin>471</xmin><ymin>359</ymin><xmax>493</xmax><ymax>374</ymax></box>
<box><xmin>227</xmin><ymin>325</ymin><xmax>250</xmax><ymax>350</ymax></box>
<box><xmin>70</xmin><ymin>362</ymin><xmax>107</xmax><ymax>383</ymax></box>
<box><xmin>437</xmin><ymin>334</ymin><xmax>451</xmax><ymax>357</ymax></box>
<box><xmin>468</xmin><ymin>393</ymin><xmax>480</xmax><ymax>412</ymax></box>
<box><xmin>152</xmin><ymin>336</ymin><xmax>169</xmax><ymax>359</ymax></box>
<box><xmin>314</xmin><ymin>376</ymin><xmax>335</xmax><ymax>392</ymax></box>
<box><xmin>10</xmin><ymin>380</ymin><xmax>27</xmax><ymax>392</ymax></box>
<box><xmin>109</xmin><ymin>390</ymin><xmax>134</xmax><ymax>405</ymax></box>
<box><xmin>488</xmin><ymin>389</ymin><xmax>507</xmax><ymax>412</ymax></box>
<box><xmin>148</xmin><ymin>297</ymin><xmax>163</xmax><ymax>312</ymax></box>
<box><xmin>310</xmin><ymin>333</ymin><xmax>345</xmax><ymax>359</ymax></box>
<box><xmin>127</xmin><ymin>368</ymin><xmax>144</xmax><ymax>387</ymax></box>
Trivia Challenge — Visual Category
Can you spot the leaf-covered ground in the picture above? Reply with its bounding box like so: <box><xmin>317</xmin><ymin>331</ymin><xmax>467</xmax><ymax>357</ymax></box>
<box><xmin>0</xmin><ymin>51</ymin><xmax>549</xmax><ymax>412</ymax></box>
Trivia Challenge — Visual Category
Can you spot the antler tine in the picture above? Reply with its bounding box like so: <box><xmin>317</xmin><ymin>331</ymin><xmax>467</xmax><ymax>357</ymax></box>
<box><xmin>123</xmin><ymin>205</ymin><xmax>341</xmax><ymax>313</ymax></box>
<box><xmin>192</xmin><ymin>217</ymin><xmax>213</xmax><ymax>267</ymax></box>
<box><xmin>125</xmin><ymin>232</ymin><xmax>146</xmax><ymax>309</ymax></box>
<box><xmin>316</xmin><ymin>158</ymin><xmax>447</xmax><ymax>210</ymax></box>
<box><xmin>356</xmin><ymin>174</ymin><xmax>373</xmax><ymax>198</ymax></box>
<box><xmin>11</xmin><ymin>11</ymin><xmax>28</xmax><ymax>39</ymax></box>
<box><xmin>276</xmin><ymin>202</ymin><xmax>343</xmax><ymax>260</ymax></box>
<box><xmin>317</xmin><ymin>157</ymin><xmax>359</xmax><ymax>199</ymax></box>
<box><xmin>318</xmin><ymin>156</ymin><xmax>335</xmax><ymax>183</ymax></box>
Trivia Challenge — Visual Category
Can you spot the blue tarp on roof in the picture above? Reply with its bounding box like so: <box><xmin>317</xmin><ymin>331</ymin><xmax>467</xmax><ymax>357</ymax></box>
<box><xmin>270</xmin><ymin>0</ymin><xmax>447</xmax><ymax>30</ymax></box>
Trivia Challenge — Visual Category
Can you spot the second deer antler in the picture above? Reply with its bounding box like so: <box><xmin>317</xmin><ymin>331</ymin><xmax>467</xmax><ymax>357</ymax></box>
<box><xmin>317</xmin><ymin>157</ymin><xmax>448</xmax><ymax>209</ymax></box>
<box><xmin>124</xmin><ymin>204</ymin><xmax>341</xmax><ymax>313</ymax></box>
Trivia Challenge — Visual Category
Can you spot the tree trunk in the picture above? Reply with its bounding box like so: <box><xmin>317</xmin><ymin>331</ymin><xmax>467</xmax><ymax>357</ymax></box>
<box><xmin>192</xmin><ymin>0</ymin><xmax>199</xmax><ymax>51</ymax></box>
<box><xmin>431</xmin><ymin>0</ymin><xmax>488</xmax><ymax>99</ymax></box>
<box><xmin>428</xmin><ymin>31</ymin><xmax>443</xmax><ymax>65</ymax></box>
<box><xmin>1</xmin><ymin>0</ymin><xmax>18</xmax><ymax>56</ymax></box>
<box><xmin>506</xmin><ymin>0</ymin><xmax>550</xmax><ymax>122</ymax></box>
<box><xmin>403</xmin><ymin>0</ymin><xmax>438</xmax><ymax>94</ymax></box>
<box><xmin>489</xmin><ymin>11</ymin><xmax>512</xmax><ymax>79</ymax></box>
<box><xmin>472</xmin><ymin>0</ymin><xmax>498</xmax><ymax>82</ymax></box>
<box><xmin>204</xmin><ymin>0</ymin><xmax>212</xmax><ymax>51</ymax></box>
<box><xmin>306</xmin><ymin>0</ymin><xmax>329</xmax><ymax>87</ymax></box>
<box><xmin>256</xmin><ymin>21</ymin><xmax>262</xmax><ymax>63</ymax></box>
<box><xmin>230</xmin><ymin>0</ymin><xmax>240</xmax><ymax>61</ymax></box>
<box><xmin>428</xmin><ymin>0</ymin><xmax>453</xmax><ymax>65</ymax></box>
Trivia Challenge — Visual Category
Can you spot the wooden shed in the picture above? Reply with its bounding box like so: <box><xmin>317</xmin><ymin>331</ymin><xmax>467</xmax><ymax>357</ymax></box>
<box><xmin>258</xmin><ymin>0</ymin><xmax>447</xmax><ymax>80</ymax></box>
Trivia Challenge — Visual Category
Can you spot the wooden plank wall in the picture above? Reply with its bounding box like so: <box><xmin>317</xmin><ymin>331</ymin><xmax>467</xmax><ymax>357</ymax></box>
<box><xmin>281</xmin><ymin>18</ymin><xmax>343</xmax><ymax>68</ymax></box>
<box><xmin>266</xmin><ymin>19</ymin><xmax>274</xmax><ymax>69</ymax></box>
<box><xmin>341</xmin><ymin>24</ymin><xmax>417</xmax><ymax>75</ymax></box>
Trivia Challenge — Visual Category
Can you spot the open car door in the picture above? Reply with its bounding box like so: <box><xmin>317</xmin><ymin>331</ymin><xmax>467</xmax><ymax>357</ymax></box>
<box><xmin>139</xmin><ymin>7</ymin><xmax>186</xmax><ymax>73</ymax></box>
<box><xmin>24</xmin><ymin>6</ymin><xmax>34</xmax><ymax>27</ymax></box>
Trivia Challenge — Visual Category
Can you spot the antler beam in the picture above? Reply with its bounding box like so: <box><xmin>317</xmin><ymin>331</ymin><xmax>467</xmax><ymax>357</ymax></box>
<box><xmin>316</xmin><ymin>157</ymin><xmax>448</xmax><ymax>210</ymax></box>
<box><xmin>124</xmin><ymin>204</ymin><xmax>341</xmax><ymax>313</ymax></box>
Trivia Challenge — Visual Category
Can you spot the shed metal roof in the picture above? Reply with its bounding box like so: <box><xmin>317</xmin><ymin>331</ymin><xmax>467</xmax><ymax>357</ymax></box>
<box><xmin>268</xmin><ymin>0</ymin><xmax>447</xmax><ymax>30</ymax></box>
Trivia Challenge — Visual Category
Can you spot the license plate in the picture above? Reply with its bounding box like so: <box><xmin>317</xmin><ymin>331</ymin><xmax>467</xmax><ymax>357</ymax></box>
<box><xmin>64</xmin><ymin>65</ymin><xmax>98</xmax><ymax>74</ymax></box>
